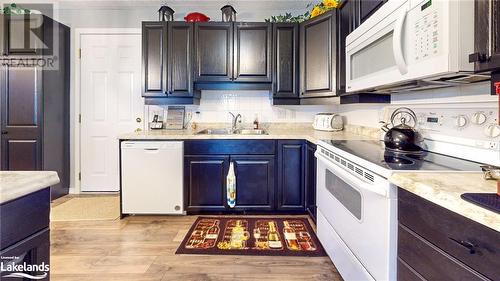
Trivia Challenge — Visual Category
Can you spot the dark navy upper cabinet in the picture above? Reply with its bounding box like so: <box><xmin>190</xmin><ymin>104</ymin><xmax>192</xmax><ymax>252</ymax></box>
<box><xmin>233</xmin><ymin>22</ymin><xmax>272</xmax><ymax>82</ymax></box>
<box><xmin>142</xmin><ymin>22</ymin><xmax>166</xmax><ymax>97</ymax></box>
<box><xmin>358</xmin><ymin>0</ymin><xmax>386</xmax><ymax>24</ymax></box>
<box><xmin>167</xmin><ymin>22</ymin><xmax>194</xmax><ymax>97</ymax></box>
<box><xmin>277</xmin><ymin>140</ymin><xmax>306</xmax><ymax>211</ymax></box>
<box><xmin>299</xmin><ymin>10</ymin><xmax>337</xmax><ymax>98</ymax></box>
<box><xmin>194</xmin><ymin>22</ymin><xmax>234</xmax><ymax>82</ymax></box>
<box><xmin>471</xmin><ymin>0</ymin><xmax>500</xmax><ymax>72</ymax></box>
<box><xmin>272</xmin><ymin>23</ymin><xmax>299</xmax><ymax>99</ymax></box>
<box><xmin>232</xmin><ymin>155</ymin><xmax>275</xmax><ymax>211</ymax></box>
<box><xmin>184</xmin><ymin>155</ymin><xmax>229</xmax><ymax>212</ymax></box>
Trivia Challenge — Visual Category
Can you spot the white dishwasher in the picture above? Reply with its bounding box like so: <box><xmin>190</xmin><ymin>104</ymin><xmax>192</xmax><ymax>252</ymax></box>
<box><xmin>121</xmin><ymin>141</ymin><xmax>184</xmax><ymax>214</ymax></box>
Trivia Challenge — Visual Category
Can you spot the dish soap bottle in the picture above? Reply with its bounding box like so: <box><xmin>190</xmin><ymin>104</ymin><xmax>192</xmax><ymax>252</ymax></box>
<box><xmin>227</xmin><ymin>162</ymin><xmax>236</xmax><ymax>208</ymax></box>
<box><xmin>253</xmin><ymin>114</ymin><xmax>259</xmax><ymax>129</ymax></box>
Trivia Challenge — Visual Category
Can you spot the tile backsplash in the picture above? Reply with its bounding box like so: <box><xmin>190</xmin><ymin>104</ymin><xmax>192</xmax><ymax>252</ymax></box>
<box><xmin>146</xmin><ymin>91</ymin><xmax>333</xmax><ymax>125</ymax></box>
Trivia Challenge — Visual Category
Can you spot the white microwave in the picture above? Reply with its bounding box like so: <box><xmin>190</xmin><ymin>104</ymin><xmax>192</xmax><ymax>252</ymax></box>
<box><xmin>345</xmin><ymin>0</ymin><xmax>489</xmax><ymax>94</ymax></box>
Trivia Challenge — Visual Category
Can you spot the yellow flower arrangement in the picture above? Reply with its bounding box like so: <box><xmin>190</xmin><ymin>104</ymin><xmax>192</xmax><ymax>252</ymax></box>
<box><xmin>310</xmin><ymin>0</ymin><xmax>341</xmax><ymax>19</ymax></box>
<box><xmin>310</xmin><ymin>6</ymin><xmax>324</xmax><ymax>18</ymax></box>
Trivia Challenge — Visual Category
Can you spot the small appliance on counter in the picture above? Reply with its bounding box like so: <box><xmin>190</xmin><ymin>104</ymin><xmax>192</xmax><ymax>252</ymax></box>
<box><xmin>313</xmin><ymin>113</ymin><xmax>343</xmax><ymax>132</ymax></box>
<box><xmin>149</xmin><ymin>114</ymin><xmax>164</xmax><ymax>130</ymax></box>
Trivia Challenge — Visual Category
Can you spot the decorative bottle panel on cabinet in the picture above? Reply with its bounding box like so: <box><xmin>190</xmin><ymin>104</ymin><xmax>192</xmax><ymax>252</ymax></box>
<box><xmin>277</xmin><ymin>140</ymin><xmax>305</xmax><ymax>211</ymax></box>
<box><xmin>194</xmin><ymin>22</ymin><xmax>233</xmax><ymax>82</ymax></box>
<box><xmin>231</xmin><ymin>155</ymin><xmax>275</xmax><ymax>211</ymax></box>
<box><xmin>300</xmin><ymin>11</ymin><xmax>337</xmax><ymax>98</ymax></box>
<box><xmin>167</xmin><ymin>22</ymin><xmax>194</xmax><ymax>97</ymax></box>
<box><xmin>142</xmin><ymin>22</ymin><xmax>166</xmax><ymax>97</ymax></box>
<box><xmin>233</xmin><ymin>22</ymin><xmax>272</xmax><ymax>82</ymax></box>
<box><xmin>185</xmin><ymin>155</ymin><xmax>229</xmax><ymax>212</ymax></box>
<box><xmin>272</xmin><ymin>23</ymin><xmax>299</xmax><ymax>98</ymax></box>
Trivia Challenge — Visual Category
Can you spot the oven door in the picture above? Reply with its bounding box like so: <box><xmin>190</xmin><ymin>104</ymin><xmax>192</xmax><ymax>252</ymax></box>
<box><xmin>315</xmin><ymin>152</ymin><xmax>397</xmax><ymax>281</ymax></box>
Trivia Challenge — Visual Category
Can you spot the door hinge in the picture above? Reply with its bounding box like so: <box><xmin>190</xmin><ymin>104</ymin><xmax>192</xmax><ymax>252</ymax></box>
<box><xmin>78</xmin><ymin>48</ymin><xmax>82</xmax><ymax>59</ymax></box>
<box><xmin>78</xmin><ymin>114</ymin><xmax>81</xmax><ymax>123</ymax></box>
<box><xmin>78</xmin><ymin>172</ymin><xmax>81</xmax><ymax>181</ymax></box>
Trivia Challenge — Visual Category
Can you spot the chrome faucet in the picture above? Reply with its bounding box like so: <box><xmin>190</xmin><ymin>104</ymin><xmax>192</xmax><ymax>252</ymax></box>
<box><xmin>229</xmin><ymin>112</ymin><xmax>242</xmax><ymax>131</ymax></box>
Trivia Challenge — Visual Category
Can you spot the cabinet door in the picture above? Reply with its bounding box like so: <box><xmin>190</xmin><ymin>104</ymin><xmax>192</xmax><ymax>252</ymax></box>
<box><xmin>185</xmin><ymin>155</ymin><xmax>229</xmax><ymax>212</ymax></box>
<box><xmin>337</xmin><ymin>0</ymin><xmax>356</xmax><ymax>95</ymax></box>
<box><xmin>142</xmin><ymin>22</ymin><xmax>166</xmax><ymax>97</ymax></box>
<box><xmin>272</xmin><ymin>23</ymin><xmax>298</xmax><ymax>98</ymax></box>
<box><xmin>300</xmin><ymin>11</ymin><xmax>337</xmax><ymax>98</ymax></box>
<box><xmin>194</xmin><ymin>22</ymin><xmax>233</xmax><ymax>82</ymax></box>
<box><xmin>305</xmin><ymin>142</ymin><xmax>317</xmax><ymax>220</ymax></box>
<box><xmin>3</xmin><ymin>14</ymin><xmax>44</xmax><ymax>55</ymax></box>
<box><xmin>233</xmin><ymin>22</ymin><xmax>272</xmax><ymax>82</ymax></box>
<box><xmin>231</xmin><ymin>155</ymin><xmax>275</xmax><ymax>211</ymax></box>
<box><xmin>0</xmin><ymin>229</ymin><xmax>50</xmax><ymax>281</ymax></box>
<box><xmin>277</xmin><ymin>140</ymin><xmax>305</xmax><ymax>211</ymax></box>
<box><xmin>167</xmin><ymin>22</ymin><xmax>194</xmax><ymax>97</ymax></box>
<box><xmin>359</xmin><ymin>0</ymin><xmax>386</xmax><ymax>24</ymax></box>
<box><xmin>472</xmin><ymin>0</ymin><xmax>500</xmax><ymax>72</ymax></box>
<box><xmin>1</xmin><ymin>66</ymin><xmax>43</xmax><ymax>171</ymax></box>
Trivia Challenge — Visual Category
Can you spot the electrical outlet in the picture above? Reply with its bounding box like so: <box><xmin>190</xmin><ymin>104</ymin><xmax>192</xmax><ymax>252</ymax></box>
<box><xmin>489</xmin><ymin>141</ymin><xmax>499</xmax><ymax>150</ymax></box>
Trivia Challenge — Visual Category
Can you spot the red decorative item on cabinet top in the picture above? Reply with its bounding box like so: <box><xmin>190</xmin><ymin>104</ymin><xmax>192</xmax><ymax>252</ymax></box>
<box><xmin>184</xmin><ymin>12</ymin><xmax>210</xmax><ymax>22</ymax></box>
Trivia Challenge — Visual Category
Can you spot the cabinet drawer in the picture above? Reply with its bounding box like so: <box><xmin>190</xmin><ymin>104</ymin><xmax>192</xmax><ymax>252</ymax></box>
<box><xmin>184</xmin><ymin>140</ymin><xmax>275</xmax><ymax>155</ymax></box>
<box><xmin>0</xmin><ymin>188</ymin><xmax>50</xmax><ymax>250</ymax></box>
<box><xmin>398</xmin><ymin>188</ymin><xmax>500</xmax><ymax>280</ymax></box>
<box><xmin>398</xmin><ymin>224</ymin><xmax>488</xmax><ymax>281</ymax></box>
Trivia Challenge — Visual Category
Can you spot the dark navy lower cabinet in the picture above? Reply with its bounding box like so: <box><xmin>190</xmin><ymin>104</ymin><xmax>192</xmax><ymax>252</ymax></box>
<box><xmin>305</xmin><ymin>142</ymin><xmax>317</xmax><ymax>221</ymax></box>
<box><xmin>184</xmin><ymin>155</ymin><xmax>229</xmax><ymax>212</ymax></box>
<box><xmin>232</xmin><ymin>155</ymin><xmax>275</xmax><ymax>211</ymax></box>
<box><xmin>398</xmin><ymin>187</ymin><xmax>499</xmax><ymax>281</ymax></box>
<box><xmin>184</xmin><ymin>140</ymin><xmax>313</xmax><ymax>215</ymax></box>
<box><xmin>277</xmin><ymin>140</ymin><xmax>306</xmax><ymax>211</ymax></box>
<box><xmin>0</xmin><ymin>188</ymin><xmax>51</xmax><ymax>281</ymax></box>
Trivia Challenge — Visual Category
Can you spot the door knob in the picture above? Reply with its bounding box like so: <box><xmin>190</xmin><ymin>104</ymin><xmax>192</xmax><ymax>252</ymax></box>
<box><xmin>136</xmin><ymin>118</ymin><xmax>142</xmax><ymax>123</ymax></box>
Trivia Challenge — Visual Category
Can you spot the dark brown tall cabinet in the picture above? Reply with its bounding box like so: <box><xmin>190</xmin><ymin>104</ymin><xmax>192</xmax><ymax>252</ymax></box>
<box><xmin>0</xmin><ymin>16</ymin><xmax>70</xmax><ymax>199</ymax></box>
<box><xmin>300</xmin><ymin>11</ymin><xmax>337</xmax><ymax>98</ymax></box>
<box><xmin>471</xmin><ymin>0</ymin><xmax>500</xmax><ymax>72</ymax></box>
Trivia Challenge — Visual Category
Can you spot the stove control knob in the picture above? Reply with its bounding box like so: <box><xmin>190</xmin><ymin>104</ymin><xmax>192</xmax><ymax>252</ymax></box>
<box><xmin>484</xmin><ymin>123</ymin><xmax>500</xmax><ymax>138</ymax></box>
<box><xmin>471</xmin><ymin>112</ymin><xmax>487</xmax><ymax>125</ymax></box>
<box><xmin>455</xmin><ymin>115</ymin><xmax>468</xmax><ymax>128</ymax></box>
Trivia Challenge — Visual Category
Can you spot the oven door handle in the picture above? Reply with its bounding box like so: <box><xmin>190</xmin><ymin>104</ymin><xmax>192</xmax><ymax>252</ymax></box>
<box><xmin>393</xmin><ymin>6</ymin><xmax>408</xmax><ymax>75</ymax></box>
<box><xmin>315</xmin><ymin>152</ymin><xmax>388</xmax><ymax>198</ymax></box>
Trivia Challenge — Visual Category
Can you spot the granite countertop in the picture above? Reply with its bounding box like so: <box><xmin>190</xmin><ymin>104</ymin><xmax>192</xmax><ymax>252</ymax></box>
<box><xmin>118</xmin><ymin>123</ymin><xmax>381</xmax><ymax>144</ymax></box>
<box><xmin>0</xmin><ymin>171</ymin><xmax>60</xmax><ymax>204</ymax></box>
<box><xmin>390</xmin><ymin>172</ymin><xmax>499</xmax><ymax>232</ymax></box>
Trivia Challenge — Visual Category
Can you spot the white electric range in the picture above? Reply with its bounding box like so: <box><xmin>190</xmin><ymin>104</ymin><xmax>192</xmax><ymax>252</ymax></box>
<box><xmin>315</xmin><ymin>107</ymin><xmax>499</xmax><ymax>281</ymax></box>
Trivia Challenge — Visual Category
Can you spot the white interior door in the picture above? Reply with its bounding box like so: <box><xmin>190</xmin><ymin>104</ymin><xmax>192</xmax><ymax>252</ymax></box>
<box><xmin>80</xmin><ymin>33</ymin><xmax>143</xmax><ymax>192</ymax></box>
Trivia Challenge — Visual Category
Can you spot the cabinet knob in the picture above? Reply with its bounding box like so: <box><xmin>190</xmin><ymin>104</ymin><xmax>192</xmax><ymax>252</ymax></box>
<box><xmin>1</xmin><ymin>130</ymin><xmax>7</xmax><ymax>135</ymax></box>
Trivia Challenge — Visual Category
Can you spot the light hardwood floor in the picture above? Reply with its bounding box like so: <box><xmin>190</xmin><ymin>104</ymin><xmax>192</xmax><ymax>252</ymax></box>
<box><xmin>50</xmin><ymin>215</ymin><xmax>343</xmax><ymax>281</ymax></box>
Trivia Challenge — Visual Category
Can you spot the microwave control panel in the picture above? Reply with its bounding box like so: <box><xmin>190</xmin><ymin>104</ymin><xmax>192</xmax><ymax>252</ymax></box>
<box><xmin>412</xmin><ymin>0</ymin><xmax>441</xmax><ymax>62</ymax></box>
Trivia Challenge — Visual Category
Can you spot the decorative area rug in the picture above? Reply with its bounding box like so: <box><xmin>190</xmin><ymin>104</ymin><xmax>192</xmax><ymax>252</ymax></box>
<box><xmin>50</xmin><ymin>195</ymin><xmax>120</xmax><ymax>221</ymax></box>
<box><xmin>176</xmin><ymin>217</ymin><xmax>326</xmax><ymax>257</ymax></box>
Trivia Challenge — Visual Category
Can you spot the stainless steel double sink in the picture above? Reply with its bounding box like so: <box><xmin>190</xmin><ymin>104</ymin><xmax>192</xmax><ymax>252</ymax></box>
<box><xmin>196</xmin><ymin>128</ymin><xmax>268</xmax><ymax>135</ymax></box>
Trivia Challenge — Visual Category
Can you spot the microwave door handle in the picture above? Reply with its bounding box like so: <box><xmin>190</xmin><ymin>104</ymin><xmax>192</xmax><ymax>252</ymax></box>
<box><xmin>393</xmin><ymin>7</ymin><xmax>408</xmax><ymax>75</ymax></box>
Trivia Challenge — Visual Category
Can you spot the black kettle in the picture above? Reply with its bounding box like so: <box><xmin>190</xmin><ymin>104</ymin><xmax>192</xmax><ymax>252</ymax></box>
<box><xmin>381</xmin><ymin>108</ymin><xmax>423</xmax><ymax>152</ymax></box>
